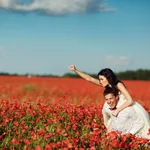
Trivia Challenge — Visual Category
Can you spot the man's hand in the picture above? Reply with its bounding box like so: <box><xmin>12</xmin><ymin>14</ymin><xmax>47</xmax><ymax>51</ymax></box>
<box><xmin>68</xmin><ymin>65</ymin><xmax>76</xmax><ymax>72</ymax></box>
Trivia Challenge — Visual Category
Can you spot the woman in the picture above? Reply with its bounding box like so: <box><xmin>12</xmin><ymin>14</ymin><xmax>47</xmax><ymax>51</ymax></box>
<box><xmin>69</xmin><ymin>65</ymin><xmax>150</xmax><ymax>138</ymax></box>
<box><xmin>68</xmin><ymin>65</ymin><xmax>133</xmax><ymax>117</ymax></box>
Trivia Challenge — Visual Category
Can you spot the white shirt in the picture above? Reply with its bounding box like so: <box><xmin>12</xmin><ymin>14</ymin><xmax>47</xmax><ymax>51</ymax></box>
<box><xmin>102</xmin><ymin>101</ymin><xmax>145</xmax><ymax>135</ymax></box>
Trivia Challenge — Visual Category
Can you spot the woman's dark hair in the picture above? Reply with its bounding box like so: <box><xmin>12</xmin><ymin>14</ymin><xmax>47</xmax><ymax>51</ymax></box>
<box><xmin>98</xmin><ymin>68</ymin><xmax>122</xmax><ymax>89</ymax></box>
<box><xmin>103</xmin><ymin>86</ymin><xmax>118</xmax><ymax>97</ymax></box>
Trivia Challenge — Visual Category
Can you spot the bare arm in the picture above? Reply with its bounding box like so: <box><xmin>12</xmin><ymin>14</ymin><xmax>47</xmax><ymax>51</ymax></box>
<box><xmin>112</xmin><ymin>82</ymin><xmax>134</xmax><ymax>116</ymax></box>
<box><xmin>68</xmin><ymin>65</ymin><xmax>101</xmax><ymax>86</ymax></box>
<box><xmin>117</xmin><ymin>82</ymin><xmax>134</xmax><ymax>111</ymax></box>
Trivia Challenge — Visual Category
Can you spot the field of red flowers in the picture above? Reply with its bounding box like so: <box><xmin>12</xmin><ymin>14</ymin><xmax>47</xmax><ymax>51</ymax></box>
<box><xmin>0</xmin><ymin>76</ymin><xmax>150</xmax><ymax>150</ymax></box>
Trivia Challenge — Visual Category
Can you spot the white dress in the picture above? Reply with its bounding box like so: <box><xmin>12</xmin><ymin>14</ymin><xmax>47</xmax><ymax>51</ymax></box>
<box><xmin>102</xmin><ymin>94</ymin><xmax>150</xmax><ymax>139</ymax></box>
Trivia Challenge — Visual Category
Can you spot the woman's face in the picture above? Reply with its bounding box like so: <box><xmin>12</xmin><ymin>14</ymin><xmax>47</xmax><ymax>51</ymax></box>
<box><xmin>99</xmin><ymin>75</ymin><xmax>109</xmax><ymax>87</ymax></box>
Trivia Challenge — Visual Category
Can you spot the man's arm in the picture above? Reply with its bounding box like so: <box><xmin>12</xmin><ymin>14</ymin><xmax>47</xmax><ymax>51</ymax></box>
<box><xmin>102</xmin><ymin>106</ymin><xmax>111</xmax><ymax>128</ymax></box>
<box><xmin>107</xmin><ymin>121</ymin><xmax>112</xmax><ymax>133</ymax></box>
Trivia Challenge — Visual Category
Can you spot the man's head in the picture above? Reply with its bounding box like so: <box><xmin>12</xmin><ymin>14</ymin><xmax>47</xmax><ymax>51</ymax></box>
<box><xmin>103</xmin><ymin>87</ymin><xmax>119</xmax><ymax>109</ymax></box>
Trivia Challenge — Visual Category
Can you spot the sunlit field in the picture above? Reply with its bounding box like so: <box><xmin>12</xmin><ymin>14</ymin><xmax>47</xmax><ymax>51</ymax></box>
<box><xmin>0</xmin><ymin>76</ymin><xmax>150</xmax><ymax>150</ymax></box>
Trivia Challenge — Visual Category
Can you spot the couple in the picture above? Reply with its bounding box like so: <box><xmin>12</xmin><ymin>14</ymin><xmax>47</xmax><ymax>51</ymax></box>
<box><xmin>69</xmin><ymin>65</ymin><xmax>150</xmax><ymax>139</ymax></box>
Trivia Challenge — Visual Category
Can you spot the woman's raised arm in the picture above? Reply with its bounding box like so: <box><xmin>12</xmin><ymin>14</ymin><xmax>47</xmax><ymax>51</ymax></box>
<box><xmin>68</xmin><ymin>65</ymin><xmax>101</xmax><ymax>86</ymax></box>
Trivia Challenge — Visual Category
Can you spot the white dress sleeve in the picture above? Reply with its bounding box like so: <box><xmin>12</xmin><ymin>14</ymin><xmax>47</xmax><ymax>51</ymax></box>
<box><xmin>119</xmin><ymin>94</ymin><xmax>150</xmax><ymax>139</ymax></box>
<box><xmin>132</xmin><ymin>102</ymin><xmax>150</xmax><ymax>139</ymax></box>
<box><xmin>129</xmin><ymin>108</ymin><xmax>145</xmax><ymax>135</ymax></box>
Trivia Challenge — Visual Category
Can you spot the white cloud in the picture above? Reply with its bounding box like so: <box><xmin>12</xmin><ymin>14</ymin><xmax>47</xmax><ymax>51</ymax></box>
<box><xmin>97</xmin><ymin>3</ymin><xmax>116</xmax><ymax>12</ymax></box>
<box><xmin>0</xmin><ymin>0</ymin><xmax>115</xmax><ymax>15</ymax></box>
<box><xmin>105</xmin><ymin>55</ymin><xmax>131</xmax><ymax>65</ymax></box>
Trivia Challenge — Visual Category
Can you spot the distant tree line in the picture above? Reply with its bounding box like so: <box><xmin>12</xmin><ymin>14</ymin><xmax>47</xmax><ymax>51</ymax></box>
<box><xmin>0</xmin><ymin>69</ymin><xmax>150</xmax><ymax>80</ymax></box>
<box><xmin>0</xmin><ymin>72</ymin><xmax>59</xmax><ymax>78</ymax></box>
<box><xmin>116</xmin><ymin>69</ymin><xmax>150</xmax><ymax>80</ymax></box>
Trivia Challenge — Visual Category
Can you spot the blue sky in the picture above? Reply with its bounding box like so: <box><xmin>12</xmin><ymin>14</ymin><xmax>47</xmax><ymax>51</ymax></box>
<box><xmin>0</xmin><ymin>0</ymin><xmax>150</xmax><ymax>75</ymax></box>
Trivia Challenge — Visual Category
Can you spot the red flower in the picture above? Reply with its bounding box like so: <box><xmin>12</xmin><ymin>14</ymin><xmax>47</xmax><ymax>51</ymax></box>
<box><xmin>13</xmin><ymin>121</ymin><xmax>19</xmax><ymax>127</ymax></box>
<box><xmin>34</xmin><ymin>146</ymin><xmax>42</xmax><ymax>150</ymax></box>
<box><xmin>68</xmin><ymin>143</ymin><xmax>72</xmax><ymax>148</ymax></box>
<box><xmin>11</xmin><ymin>138</ymin><xmax>19</xmax><ymax>144</ymax></box>
<box><xmin>109</xmin><ymin>139</ymin><xmax>120</xmax><ymax>148</ymax></box>
<box><xmin>24</xmin><ymin>139</ymin><xmax>30</xmax><ymax>145</ymax></box>
<box><xmin>90</xmin><ymin>146</ymin><xmax>96</xmax><ymax>150</ymax></box>
<box><xmin>45</xmin><ymin>145</ymin><xmax>51</xmax><ymax>150</ymax></box>
<box><xmin>56</xmin><ymin>128</ymin><xmax>61</xmax><ymax>134</ymax></box>
<box><xmin>108</xmin><ymin>131</ymin><xmax>118</xmax><ymax>140</ymax></box>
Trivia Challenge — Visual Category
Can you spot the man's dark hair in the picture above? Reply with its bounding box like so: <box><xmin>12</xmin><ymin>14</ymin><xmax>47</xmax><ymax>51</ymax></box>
<box><xmin>103</xmin><ymin>86</ymin><xmax>118</xmax><ymax>97</ymax></box>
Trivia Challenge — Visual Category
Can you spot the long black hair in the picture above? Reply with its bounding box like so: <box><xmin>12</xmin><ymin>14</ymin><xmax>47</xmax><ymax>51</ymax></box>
<box><xmin>98</xmin><ymin>68</ymin><xmax>122</xmax><ymax>90</ymax></box>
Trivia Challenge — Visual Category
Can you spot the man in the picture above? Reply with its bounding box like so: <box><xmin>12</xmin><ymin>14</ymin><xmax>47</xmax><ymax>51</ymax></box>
<box><xmin>102</xmin><ymin>87</ymin><xmax>150</xmax><ymax>139</ymax></box>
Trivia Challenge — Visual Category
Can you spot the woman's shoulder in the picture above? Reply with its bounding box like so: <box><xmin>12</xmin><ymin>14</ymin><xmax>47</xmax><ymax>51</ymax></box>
<box><xmin>116</xmin><ymin>81</ymin><xmax>124</xmax><ymax>86</ymax></box>
<box><xmin>116</xmin><ymin>81</ymin><xmax>126</xmax><ymax>91</ymax></box>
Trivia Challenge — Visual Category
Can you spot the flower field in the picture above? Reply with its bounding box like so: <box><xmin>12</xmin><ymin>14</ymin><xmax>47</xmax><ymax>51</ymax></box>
<box><xmin>0</xmin><ymin>76</ymin><xmax>150</xmax><ymax>150</ymax></box>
